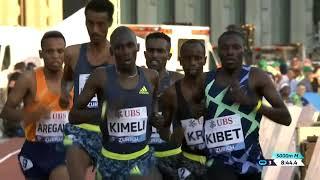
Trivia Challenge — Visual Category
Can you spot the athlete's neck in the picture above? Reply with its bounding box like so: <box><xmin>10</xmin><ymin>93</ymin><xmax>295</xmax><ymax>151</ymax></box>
<box><xmin>43</xmin><ymin>67</ymin><xmax>62</xmax><ymax>81</ymax></box>
<box><xmin>88</xmin><ymin>40</ymin><xmax>108</xmax><ymax>52</ymax></box>
<box><xmin>221</xmin><ymin>66</ymin><xmax>242</xmax><ymax>77</ymax></box>
<box><xmin>158</xmin><ymin>69</ymin><xmax>167</xmax><ymax>81</ymax></box>
<box><xmin>183</xmin><ymin>73</ymin><xmax>204</xmax><ymax>87</ymax></box>
<box><xmin>116</xmin><ymin>65</ymin><xmax>138</xmax><ymax>78</ymax></box>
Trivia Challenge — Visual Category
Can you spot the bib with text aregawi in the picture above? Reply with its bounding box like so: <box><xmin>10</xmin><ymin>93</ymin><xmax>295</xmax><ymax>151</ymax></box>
<box><xmin>36</xmin><ymin>111</ymin><xmax>69</xmax><ymax>143</ymax></box>
<box><xmin>205</xmin><ymin>114</ymin><xmax>245</xmax><ymax>154</ymax></box>
<box><xmin>181</xmin><ymin>116</ymin><xmax>205</xmax><ymax>150</ymax></box>
<box><xmin>107</xmin><ymin>107</ymin><xmax>148</xmax><ymax>144</ymax></box>
<box><xmin>79</xmin><ymin>74</ymin><xmax>98</xmax><ymax>108</ymax></box>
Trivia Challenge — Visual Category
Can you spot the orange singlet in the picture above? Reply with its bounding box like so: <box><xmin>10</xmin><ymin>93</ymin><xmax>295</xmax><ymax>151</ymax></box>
<box><xmin>23</xmin><ymin>67</ymin><xmax>73</xmax><ymax>143</ymax></box>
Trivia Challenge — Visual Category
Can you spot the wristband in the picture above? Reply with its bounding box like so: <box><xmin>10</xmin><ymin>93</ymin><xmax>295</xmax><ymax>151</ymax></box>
<box><xmin>254</xmin><ymin>100</ymin><xmax>262</xmax><ymax>112</ymax></box>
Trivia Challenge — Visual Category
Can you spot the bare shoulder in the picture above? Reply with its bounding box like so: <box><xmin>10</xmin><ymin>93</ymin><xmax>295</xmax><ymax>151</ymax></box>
<box><xmin>65</xmin><ymin>44</ymin><xmax>82</xmax><ymax>67</ymax></box>
<box><xmin>161</xmin><ymin>83</ymin><xmax>177</xmax><ymax>106</ymax></box>
<box><xmin>141</xmin><ymin>67</ymin><xmax>159</xmax><ymax>81</ymax></box>
<box><xmin>170</xmin><ymin>71</ymin><xmax>184</xmax><ymax>82</ymax></box>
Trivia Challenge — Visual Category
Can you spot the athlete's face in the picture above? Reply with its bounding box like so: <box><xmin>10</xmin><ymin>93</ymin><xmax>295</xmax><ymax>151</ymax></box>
<box><xmin>85</xmin><ymin>10</ymin><xmax>111</xmax><ymax>44</ymax></box>
<box><xmin>110</xmin><ymin>32</ymin><xmax>139</xmax><ymax>70</ymax></box>
<box><xmin>179</xmin><ymin>43</ymin><xmax>206</xmax><ymax>77</ymax></box>
<box><xmin>218</xmin><ymin>35</ymin><xmax>244</xmax><ymax>71</ymax></box>
<box><xmin>144</xmin><ymin>38</ymin><xmax>171</xmax><ymax>72</ymax></box>
<box><xmin>40</xmin><ymin>37</ymin><xmax>65</xmax><ymax>72</ymax></box>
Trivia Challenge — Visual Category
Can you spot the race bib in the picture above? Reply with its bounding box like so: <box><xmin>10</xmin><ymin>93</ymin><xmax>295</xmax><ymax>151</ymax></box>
<box><xmin>79</xmin><ymin>74</ymin><xmax>98</xmax><ymax>108</ymax></box>
<box><xmin>150</xmin><ymin>123</ymin><xmax>173</xmax><ymax>144</ymax></box>
<box><xmin>181</xmin><ymin>117</ymin><xmax>204</xmax><ymax>147</ymax></box>
<box><xmin>36</xmin><ymin>111</ymin><xmax>69</xmax><ymax>143</ymax></box>
<box><xmin>107</xmin><ymin>107</ymin><xmax>147</xmax><ymax>144</ymax></box>
<box><xmin>204</xmin><ymin>114</ymin><xmax>245</xmax><ymax>153</ymax></box>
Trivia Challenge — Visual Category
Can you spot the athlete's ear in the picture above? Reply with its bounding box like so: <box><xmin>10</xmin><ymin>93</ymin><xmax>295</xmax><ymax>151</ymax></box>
<box><xmin>109</xmin><ymin>47</ymin><xmax>114</xmax><ymax>56</ymax></box>
<box><xmin>203</xmin><ymin>56</ymin><xmax>207</xmax><ymax>65</ymax></box>
<box><xmin>39</xmin><ymin>50</ymin><xmax>43</xmax><ymax>59</ymax></box>
<box><xmin>167</xmin><ymin>52</ymin><xmax>172</xmax><ymax>61</ymax></box>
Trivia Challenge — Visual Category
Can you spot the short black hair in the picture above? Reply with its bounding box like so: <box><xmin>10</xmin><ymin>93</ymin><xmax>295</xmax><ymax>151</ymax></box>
<box><xmin>145</xmin><ymin>32</ymin><xmax>171</xmax><ymax>50</ymax></box>
<box><xmin>85</xmin><ymin>0</ymin><xmax>114</xmax><ymax>21</ymax></box>
<box><xmin>218</xmin><ymin>30</ymin><xmax>245</xmax><ymax>46</ymax></box>
<box><xmin>180</xmin><ymin>39</ymin><xmax>205</xmax><ymax>56</ymax></box>
<box><xmin>41</xmin><ymin>31</ymin><xmax>65</xmax><ymax>49</ymax></box>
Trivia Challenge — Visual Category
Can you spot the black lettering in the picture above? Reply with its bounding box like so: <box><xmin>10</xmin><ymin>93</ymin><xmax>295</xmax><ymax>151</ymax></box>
<box><xmin>37</xmin><ymin>124</ymin><xmax>43</xmax><ymax>132</ymax></box>
<box><xmin>110</xmin><ymin>122</ymin><xmax>117</xmax><ymax>132</ymax></box>
<box><xmin>131</xmin><ymin>122</ymin><xmax>137</xmax><ymax>132</ymax></box>
<box><xmin>195</xmin><ymin>130</ymin><xmax>202</xmax><ymax>140</ymax></box>
<box><xmin>187</xmin><ymin>132</ymin><xmax>196</xmax><ymax>141</ymax></box>
<box><xmin>224</xmin><ymin>130</ymin><xmax>233</xmax><ymax>141</ymax></box>
<box><xmin>138</xmin><ymin>121</ymin><xmax>145</xmax><ymax>131</ymax></box>
<box><xmin>205</xmin><ymin>133</ymin><xmax>213</xmax><ymax>144</ymax></box>
<box><xmin>232</xmin><ymin>128</ymin><xmax>241</xmax><ymax>139</ymax></box>
<box><xmin>121</xmin><ymin>123</ymin><xmax>130</xmax><ymax>132</ymax></box>
<box><xmin>48</xmin><ymin>124</ymin><xmax>52</xmax><ymax>133</ymax></box>
<box><xmin>43</xmin><ymin>124</ymin><xmax>47</xmax><ymax>133</ymax></box>
<box><xmin>216</xmin><ymin>132</ymin><xmax>224</xmax><ymax>142</ymax></box>
<box><xmin>136</xmin><ymin>109</ymin><xmax>140</xmax><ymax>116</ymax></box>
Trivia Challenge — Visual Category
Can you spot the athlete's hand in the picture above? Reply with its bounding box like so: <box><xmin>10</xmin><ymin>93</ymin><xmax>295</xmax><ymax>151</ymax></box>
<box><xmin>23</xmin><ymin>105</ymin><xmax>51</xmax><ymax>124</ymax></box>
<box><xmin>59</xmin><ymin>93</ymin><xmax>71</xmax><ymax>109</ymax></box>
<box><xmin>150</xmin><ymin>112</ymin><xmax>166</xmax><ymax>129</ymax></box>
<box><xmin>169</xmin><ymin>126</ymin><xmax>185</xmax><ymax>146</ymax></box>
<box><xmin>229</xmin><ymin>80</ymin><xmax>258</xmax><ymax>106</ymax></box>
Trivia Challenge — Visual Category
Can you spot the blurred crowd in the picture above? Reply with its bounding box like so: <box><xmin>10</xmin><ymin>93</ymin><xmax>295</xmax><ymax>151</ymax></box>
<box><xmin>257</xmin><ymin>56</ymin><xmax>320</xmax><ymax>107</ymax></box>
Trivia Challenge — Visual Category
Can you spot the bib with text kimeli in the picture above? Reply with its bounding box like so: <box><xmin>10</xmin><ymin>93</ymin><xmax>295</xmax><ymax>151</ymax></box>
<box><xmin>180</xmin><ymin>117</ymin><xmax>205</xmax><ymax>150</ymax></box>
<box><xmin>36</xmin><ymin>111</ymin><xmax>69</xmax><ymax>143</ymax></box>
<box><xmin>79</xmin><ymin>74</ymin><xmax>98</xmax><ymax>108</ymax></box>
<box><xmin>204</xmin><ymin>114</ymin><xmax>245</xmax><ymax>154</ymax></box>
<box><xmin>107</xmin><ymin>107</ymin><xmax>148</xmax><ymax>144</ymax></box>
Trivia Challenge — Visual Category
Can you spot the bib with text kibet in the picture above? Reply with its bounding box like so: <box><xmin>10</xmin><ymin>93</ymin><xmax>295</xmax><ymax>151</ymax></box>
<box><xmin>205</xmin><ymin>114</ymin><xmax>245</xmax><ymax>153</ymax></box>
<box><xmin>36</xmin><ymin>111</ymin><xmax>69</xmax><ymax>143</ymax></box>
<box><xmin>107</xmin><ymin>107</ymin><xmax>147</xmax><ymax>144</ymax></box>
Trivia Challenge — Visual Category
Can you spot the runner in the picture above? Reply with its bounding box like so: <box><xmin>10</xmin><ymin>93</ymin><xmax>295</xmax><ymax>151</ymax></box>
<box><xmin>58</xmin><ymin>1</ymin><xmax>115</xmax><ymax>179</ymax></box>
<box><xmin>204</xmin><ymin>30</ymin><xmax>292</xmax><ymax>180</ymax></box>
<box><xmin>158</xmin><ymin>39</ymin><xmax>208</xmax><ymax>179</ymax></box>
<box><xmin>0</xmin><ymin>31</ymin><xmax>71</xmax><ymax>180</ymax></box>
<box><xmin>144</xmin><ymin>32</ymin><xmax>183</xmax><ymax>180</ymax></box>
<box><xmin>69</xmin><ymin>26</ymin><xmax>161</xmax><ymax>179</ymax></box>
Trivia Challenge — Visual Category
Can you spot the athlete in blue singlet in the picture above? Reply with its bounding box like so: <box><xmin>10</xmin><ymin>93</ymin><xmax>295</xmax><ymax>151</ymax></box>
<box><xmin>69</xmin><ymin>26</ymin><xmax>162</xmax><ymax>179</ymax></box>
<box><xmin>144</xmin><ymin>32</ymin><xmax>184</xmax><ymax>179</ymax></box>
<box><xmin>204</xmin><ymin>31</ymin><xmax>292</xmax><ymax>180</ymax></box>
<box><xmin>59</xmin><ymin>1</ymin><xmax>115</xmax><ymax>179</ymax></box>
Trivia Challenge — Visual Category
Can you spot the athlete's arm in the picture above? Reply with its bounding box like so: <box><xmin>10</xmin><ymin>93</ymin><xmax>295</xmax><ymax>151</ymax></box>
<box><xmin>253</xmin><ymin>68</ymin><xmax>292</xmax><ymax>126</ymax></box>
<box><xmin>59</xmin><ymin>47</ymin><xmax>74</xmax><ymax>109</ymax></box>
<box><xmin>69</xmin><ymin>67</ymin><xmax>105</xmax><ymax>124</ymax></box>
<box><xmin>0</xmin><ymin>72</ymin><xmax>49</xmax><ymax>123</ymax></box>
<box><xmin>158</xmin><ymin>87</ymin><xmax>183</xmax><ymax>146</ymax></box>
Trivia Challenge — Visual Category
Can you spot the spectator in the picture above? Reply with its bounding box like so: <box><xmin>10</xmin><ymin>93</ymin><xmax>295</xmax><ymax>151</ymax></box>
<box><xmin>290</xmin><ymin>83</ymin><xmax>309</xmax><ymax>106</ymax></box>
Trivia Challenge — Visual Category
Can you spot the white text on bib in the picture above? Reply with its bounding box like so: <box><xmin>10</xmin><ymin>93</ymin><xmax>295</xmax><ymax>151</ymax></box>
<box><xmin>79</xmin><ymin>74</ymin><xmax>98</xmax><ymax>108</ymax></box>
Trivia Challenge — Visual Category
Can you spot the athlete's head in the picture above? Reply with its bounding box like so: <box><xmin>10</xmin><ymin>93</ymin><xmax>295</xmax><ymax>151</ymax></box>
<box><xmin>218</xmin><ymin>30</ymin><xmax>245</xmax><ymax>71</ymax></box>
<box><xmin>40</xmin><ymin>31</ymin><xmax>66</xmax><ymax>72</ymax></box>
<box><xmin>144</xmin><ymin>32</ymin><xmax>172</xmax><ymax>72</ymax></box>
<box><xmin>179</xmin><ymin>39</ymin><xmax>206</xmax><ymax>77</ymax></box>
<box><xmin>110</xmin><ymin>26</ymin><xmax>139</xmax><ymax>71</ymax></box>
<box><xmin>85</xmin><ymin>0</ymin><xmax>114</xmax><ymax>44</ymax></box>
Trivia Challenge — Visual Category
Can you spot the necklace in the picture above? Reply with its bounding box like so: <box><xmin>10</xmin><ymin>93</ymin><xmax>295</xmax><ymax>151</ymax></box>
<box><xmin>116</xmin><ymin>67</ymin><xmax>138</xmax><ymax>78</ymax></box>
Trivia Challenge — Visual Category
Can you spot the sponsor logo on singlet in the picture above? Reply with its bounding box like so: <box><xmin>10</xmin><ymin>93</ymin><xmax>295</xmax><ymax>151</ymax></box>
<box><xmin>108</xmin><ymin>107</ymin><xmax>148</xmax><ymax>144</ymax></box>
<box><xmin>36</xmin><ymin>111</ymin><xmax>69</xmax><ymax>143</ymax></box>
<box><xmin>204</xmin><ymin>114</ymin><xmax>245</xmax><ymax>153</ymax></box>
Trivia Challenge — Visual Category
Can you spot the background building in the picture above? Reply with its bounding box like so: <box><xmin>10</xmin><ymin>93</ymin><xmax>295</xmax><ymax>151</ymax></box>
<box><xmin>0</xmin><ymin>0</ymin><xmax>318</xmax><ymax>53</ymax></box>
